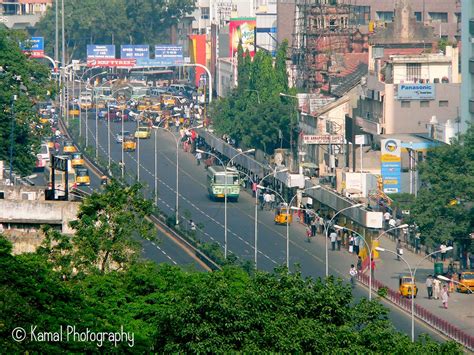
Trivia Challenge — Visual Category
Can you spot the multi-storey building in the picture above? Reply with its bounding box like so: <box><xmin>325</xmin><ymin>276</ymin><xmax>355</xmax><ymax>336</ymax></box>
<box><xmin>0</xmin><ymin>0</ymin><xmax>51</xmax><ymax>29</ymax></box>
<box><xmin>461</xmin><ymin>0</ymin><xmax>474</xmax><ymax>127</ymax></box>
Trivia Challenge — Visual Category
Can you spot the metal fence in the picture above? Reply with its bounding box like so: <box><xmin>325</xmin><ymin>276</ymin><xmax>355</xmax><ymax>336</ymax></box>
<box><xmin>357</xmin><ymin>273</ymin><xmax>474</xmax><ymax>350</ymax></box>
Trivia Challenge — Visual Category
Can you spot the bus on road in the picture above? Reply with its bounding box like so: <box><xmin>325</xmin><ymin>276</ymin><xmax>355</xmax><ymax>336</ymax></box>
<box><xmin>206</xmin><ymin>166</ymin><xmax>240</xmax><ymax>202</ymax></box>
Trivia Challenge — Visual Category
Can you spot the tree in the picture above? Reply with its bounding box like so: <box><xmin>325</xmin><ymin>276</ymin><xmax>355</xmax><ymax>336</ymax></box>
<box><xmin>411</xmin><ymin>126</ymin><xmax>474</xmax><ymax>251</ymax></box>
<box><xmin>35</xmin><ymin>0</ymin><xmax>195</xmax><ymax>60</ymax></box>
<box><xmin>0</xmin><ymin>28</ymin><xmax>56</xmax><ymax>175</ymax></box>
<box><xmin>67</xmin><ymin>180</ymin><xmax>155</xmax><ymax>274</ymax></box>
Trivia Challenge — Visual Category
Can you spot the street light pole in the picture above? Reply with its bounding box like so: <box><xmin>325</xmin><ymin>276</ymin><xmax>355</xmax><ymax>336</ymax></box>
<box><xmin>107</xmin><ymin>101</ymin><xmax>111</xmax><ymax>172</ymax></box>
<box><xmin>136</xmin><ymin>115</ymin><xmax>140</xmax><ymax>181</ymax></box>
<box><xmin>376</xmin><ymin>246</ymin><xmax>452</xmax><ymax>342</ymax></box>
<box><xmin>154</xmin><ymin>128</ymin><xmax>158</xmax><ymax>206</ymax></box>
<box><xmin>121</xmin><ymin>106</ymin><xmax>125</xmax><ymax>179</ymax></box>
<box><xmin>9</xmin><ymin>96</ymin><xmax>16</xmax><ymax>184</ymax></box>
<box><xmin>325</xmin><ymin>203</ymin><xmax>363</xmax><ymax>277</ymax></box>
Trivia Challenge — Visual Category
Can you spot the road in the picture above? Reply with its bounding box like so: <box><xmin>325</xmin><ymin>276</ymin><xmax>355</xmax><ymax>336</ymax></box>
<box><xmin>83</xmin><ymin>113</ymin><xmax>446</xmax><ymax>342</ymax></box>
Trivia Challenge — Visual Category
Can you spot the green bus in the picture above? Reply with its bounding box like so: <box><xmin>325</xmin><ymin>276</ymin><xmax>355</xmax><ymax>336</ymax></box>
<box><xmin>207</xmin><ymin>166</ymin><xmax>240</xmax><ymax>201</ymax></box>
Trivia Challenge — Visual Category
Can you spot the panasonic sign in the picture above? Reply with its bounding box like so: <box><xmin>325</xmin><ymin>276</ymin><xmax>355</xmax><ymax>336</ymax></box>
<box><xmin>396</xmin><ymin>83</ymin><xmax>435</xmax><ymax>100</ymax></box>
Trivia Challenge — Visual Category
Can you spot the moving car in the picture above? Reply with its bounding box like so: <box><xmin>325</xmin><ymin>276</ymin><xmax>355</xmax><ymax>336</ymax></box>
<box><xmin>75</xmin><ymin>167</ymin><xmax>90</xmax><ymax>186</ymax></box>
<box><xmin>71</xmin><ymin>152</ymin><xmax>85</xmax><ymax>167</ymax></box>
<box><xmin>123</xmin><ymin>136</ymin><xmax>137</xmax><ymax>151</ymax></box>
<box><xmin>134</xmin><ymin>126</ymin><xmax>151</xmax><ymax>139</ymax></box>
<box><xmin>115</xmin><ymin>131</ymin><xmax>131</xmax><ymax>143</ymax></box>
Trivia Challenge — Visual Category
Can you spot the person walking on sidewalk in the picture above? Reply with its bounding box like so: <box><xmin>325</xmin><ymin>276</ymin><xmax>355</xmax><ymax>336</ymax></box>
<box><xmin>306</xmin><ymin>226</ymin><xmax>312</xmax><ymax>243</ymax></box>
<box><xmin>195</xmin><ymin>151</ymin><xmax>202</xmax><ymax>166</ymax></box>
<box><xmin>440</xmin><ymin>243</ymin><xmax>447</xmax><ymax>261</ymax></box>
<box><xmin>336</xmin><ymin>230</ymin><xmax>342</xmax><ymax>251</ymax></box>
<box><xmin>349</xmin><ymin>264</ymin><xmax>358</xmax><ymax>288</ymax></box>
<box><xmin>311</xmin><ymin>217</ymin><xmax>317</xmax><ymax>237</ymax></box>
<box><xmin>426</xmin><ymin>275</ymin><xmax>433</xmax><ymax>299</ymax></box>
<box><xmin>441</xmin><ymin>285</ymin><xmax>449</xmax><ymax>309</ymax></box>
<box><xmin>433</xmin><ymin>277</ymin><xmax>441</xmax><ymax>299</ymax></box>
<box><xmin>396</xmin><ymin>239</ymin><xmax>403</xmax><ymax>261</ymax></box>
<box><xmin>357</xmin><ymin>256</ymin><xmax>362</xmax><ymax>272</ymax></box>
<box><xmin>370</xmin><ymin>258</ymin><xmax>376</xmax><ymax>279</ymax></box>
<box><xmin>330</xmin><ymin>230</ymin><xmax>337</xmax><ymax>251</ymax></box>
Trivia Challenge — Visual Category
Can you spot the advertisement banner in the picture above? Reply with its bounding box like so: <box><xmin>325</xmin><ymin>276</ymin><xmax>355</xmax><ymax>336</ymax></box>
<box><xmin>396</xmin><ymin>83</ymin><xmax>435</xmax><ymax>100</ymax></box>
<box><xmin>87</xmin><ymin>45</ymin><xmax>115</xmax><ymax>59</ymax></box>
<box><xmin>87</xmin><ymin>59</ymin><xmax>136</xmax><ymax>68</ymax></box>
<box><xmin>229</xmin><ymin>17</ymin><xmax>256</xmax><ymax>57</ymax></box>
<box><xmin>120</xmin><ymin>45</ymin><xmax>149</xmax><ymax>63</ymax></box>
<box><xmin>380</xmin><ymin>139</ymin><xmax>401</xmax><ymax>193</ymax></box>
<box><xmin>303</xmin><ymin>135</ymin><xmax>344</xmax><ymax>145</ymax></box>
<box><xmin>189</xmin><ymin>35</ymin><xmax>207</xmax><ymax>87</ymax></box>
<box><xmin>20</xmin><ymin>37</ymin><xmax>44</xmax><ymax>58</ymax></box>
<box><xmin>154</xmin><ymin>45</ymin><xmax>183</xmax><ymax>66</ymax></box>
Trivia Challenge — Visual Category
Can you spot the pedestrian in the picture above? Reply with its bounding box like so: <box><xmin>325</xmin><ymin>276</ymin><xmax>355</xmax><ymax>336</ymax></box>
<box><xmin>270</xmin><ymin>192</ymin><xmax>276</xmax><ymax>210</ymax></box>
<box><xmin>348</xmin><ymin>234</ymin><xmax>354</xmax><ymax>254</ymax></box>
<box><xmin>195</xmin><ymin>151</ymin><xmax>202</xmax><ymax>166</ymax></box>
<box><xmin>306</xmin><ymin>226</ymin><xmax>312</xmax><ymax>242</ymax></box>
<box><xmin>330</xmin><ymin>229</ymin><xmax>337</xmax><ymax>251</ymax></box>
<box><xmin>357</xmin><ymin>256</ymin><xmax>362</xmax><ymax>272</ymax></box>
<box><xmin>383</xmin><ymin>210</ymin><xmax>391</xmax><ymax>229</ymax></box>
<box><xmin>441</xmin><ymin>284</ymin><xmax>449</xmax><ymax>309</ymax></box>
<box><xmin>311</xmin><ymin>217</ymin><xmax>317</xmax><ymax>237</ymax></box>
<box><xmin>433</xmin><ymin>277</ymin><xmax>441</xmax><ymax>299</ymax></box>
<box><xmin>318</xmin><ymin>216</ymin><xmax>325</xmax><ymax>235</ymax></box>
<box><xmin>258</xmin><ymin>190</ymin><xmax>264</xmax><ymax>210</ymax></box>
<box><xmin>440</xmin><ymin>243</ymin><xmax>447</xmax><ymax>261</ymax></box>
<box><xmin>396</xmin><ymin>239</ymin><xmax>403</xmax><ymax>261</ymax></box>
<box><xmin>264</xmin><ymin>192</ymin><xmax>272</xmax><ymax>210</ymax></box>
<box><xmin>389</xmin><ymin>217</ymin><xmax>397</xmax><ymax>230</ymax></box>
<box><xmin>426</xmin><ymin>275</ymin><xmax>433</xmax><ymax>299</ymax></box>
<box><xmin>252</xmin><ymin>182</ymin><xmax>257</xmax><ymax>198</ymax></box>
<box><xmin>349</xmin><ymin>264</ymin><xmax>358</xmax><ymax>288</ymax></box>
<box><xmin>353</xmin><ymin>233</ymin><xmax>360</xmax><ymax>256</ymax></box>
<box><xmin>336</xmin><ymin>230</ymin><xmax>342</xmax><ymax>250</ymax></box>
<box><xmin>370</xmin><ymin>258</ymin><xmax>376</xmax><ymax>279</ymax></box>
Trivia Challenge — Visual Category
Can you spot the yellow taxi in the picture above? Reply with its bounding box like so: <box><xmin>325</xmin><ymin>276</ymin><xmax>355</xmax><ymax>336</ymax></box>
<box><xmin>134</xmin><ymin>126</ymin><xmax>151</xmax><ymax>139</ymax></box>
<box><xmin>123</xmin><ymin>136</ymin><xmax>137</xmax><ymax>151</ymax></box>
<box><xmin>69</xmin><ymin>104</ymin><xmax>80</xmax><ymax>117</ymax></box>
<box><xmin>162</xmin><ymin>95</ymin><xmax>176</xmax><ymax>106</ymax></box>
<box><xmin>71</xmin><ymin>152</ymin><xmax>85</xmax><ymax>167</ymax></box>
<box><xmin>75</xmin><ymin>167</ymin><xmax>90</xmax><ymax>186</ymax></box>
<box><xmin>63</xmin><ymin>140</ymin><xmax>77</xmax><ymax>154</ymax></box>
<box><xmin>39</xmin><ymin>116</ymin><xmax>50</xmax><ymax>124</ymax></box>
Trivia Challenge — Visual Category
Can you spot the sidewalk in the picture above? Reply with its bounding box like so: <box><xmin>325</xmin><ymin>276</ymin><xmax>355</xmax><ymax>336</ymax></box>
<box><xmin>374</xmin><ymin>236</ymin><xmax>474</xmax><ymax>337</ymax></box>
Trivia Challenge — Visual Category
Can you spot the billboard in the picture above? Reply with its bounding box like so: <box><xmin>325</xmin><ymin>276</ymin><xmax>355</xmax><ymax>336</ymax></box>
<box><xmin>303</xmin><ymin>135</ymin><xmax>344</xmax><ymax>145</ymax></box>
<box><xmin>87</xmin><ymin>59</ymin><xmax>136</xmax><ymax>68</ymax></box>
<box><xmin>380</xmin><ymin>139</ymin><xmax>401</xmax><ymax>193</ymax></box>
<box><xmin>154</xmin><ymin>45</ymin><xmax>183</xmax><ymax>66</ymax></box>
<box><xmin>87</xmin><ymin>45</ymin><xmax>115</xmax><ymax>59</ymax></box>
<box><xmin>189</xmin><ymin>35</ymin><xmax>206</xmax><ymax>87</ymax></box>
<box><xmin>20</xmin><ymin>37</ymin><xmax>44</xmax><ymax>58</ymax></box>
<box><xmin>120</xmin><ymin>45</ymin><xmax>149</xmax><ymax>64</ymax></box>
<box><xmin>396</xmin><ymin>83</ymin><xmax>435</xmax><ymax>100</ymax></box>
<box><xmin>229</xmin><ymin>17</ymin><xmax>256</xmax><ymax>57</ymax></box>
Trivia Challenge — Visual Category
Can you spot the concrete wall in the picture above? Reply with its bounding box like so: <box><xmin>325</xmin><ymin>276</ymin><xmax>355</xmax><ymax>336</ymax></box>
<box><xmin>0</xmin><ymin>184</ymin><xmax>46</xmax><ymax>201</ymax></box>
<box><xmin>216</xmin><ymin>58</ymin><xmax>234</xmax><ymax>97</ymax></box>
<box><xmin>384</xmin><ymin>83</ymin><xmax>460</xmax><ymax>134</ymax></box>
<box><xmin>276</xmin><ymin>0</ymin><xmax>296</xmax><ymax>45</ymax></box>
<box><xmin>0</xmin><ymin>200</ymin><xmax>79</xmax><ymax>234</ymax></box>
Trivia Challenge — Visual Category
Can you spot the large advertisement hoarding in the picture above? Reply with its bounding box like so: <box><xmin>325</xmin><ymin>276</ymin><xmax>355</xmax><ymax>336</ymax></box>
<box><xmin>20</xmin><ymin>37</ymin><xmax>44</xmax><ymax>58</ymax></box>
<box><xmin>87</xmin><ymin>45</ymin><xmax>115</xmax><ymax>59</ymax></box>
<box><xmin>396</xmin><ymin>83</ymin><xmax>435</xmax><ymax>100</ymax></box>
<box><xmin>229</xmin><ymin>18</ymin><xmax>256</xmax><ymax>57</ymax></box>
<box><xmin>189</xmin><ymin>35</ymin><xmax>207</xmax><ymax>87</ymax></box>
<box><xmin>120</xmin><ymin>45</ymin><xmax>149</xmax><ymax>64</ymax></box>
<box><xmin>154</xmin><ymin>45</ymin><xmax>183</xmax><ymax>66</ymax></box>
<box><xmin>380</xmin><ymin>139</ymin><xmax>401</xmax><ymax>194</ymax></box>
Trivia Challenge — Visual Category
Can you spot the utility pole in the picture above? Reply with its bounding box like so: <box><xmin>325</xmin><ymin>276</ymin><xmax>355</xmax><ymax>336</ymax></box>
<box><xmin>61</xmin><ymin>0</ymin><xmax>66</xmax><ymax>122</ymax></box>
<box><xmin>55</xmin><ymin>0</ymin><xmax>58</xmax><ymax>66</ymax></box>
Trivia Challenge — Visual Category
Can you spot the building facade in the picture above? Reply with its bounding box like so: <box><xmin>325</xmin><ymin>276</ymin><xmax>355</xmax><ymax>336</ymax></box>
<box><xmin>461</xmin><ymin>0</ymin><xmax>474</xmax><ymax>127</ymax></box>
<box><xmin>0</xmin><ymin>0</ymin><xmax>51</xmax><ymax>29</ymax></box>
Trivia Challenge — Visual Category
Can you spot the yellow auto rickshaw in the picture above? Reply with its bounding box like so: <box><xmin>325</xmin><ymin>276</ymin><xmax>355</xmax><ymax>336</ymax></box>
<box><xmin>274</xmin><ymin>203</ymin><xmax>293</xmax><ymax>225</ymax></box>
<box><xmin>456</xmin><ymin>272</ymin><xmax>474</xmax><ymax>293</ymax></box>
<box><xmin>399</xmin><ymin>275</ymin><xmax>418</xmax><ymax>298</ymax></box>
<box><xmin>69</xmin><ymin>104</ymin><xmax>80</xmax><ymax>117</ymax></box>
<box><xmin>46</xmin><ymin>138</ymin><xmax>55</xmax><ymax>149</ymax></box>
<box><xmin>123</xmin><ymin>136</ymin><xmax>137</xmax><ymax>152</ymax></box>
<box><xmin>75</xmin><ymin>167</ymin><xmax>90</xmax><ymax>186</ymax></box>
<box><xmin>63</xmin><ymin>140</ymin><xmax>77</xmax><ymax>154</ymax></box>
<box><xmin>71</xmin><ymin>152</ymin><xmax>85</xmax><ymax>167</ymax></box>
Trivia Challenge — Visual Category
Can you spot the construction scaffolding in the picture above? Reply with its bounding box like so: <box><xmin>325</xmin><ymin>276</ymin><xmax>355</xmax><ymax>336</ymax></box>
<box><xmin>292</xmin><ymin>0</ymin><xmax>364</xmax><ymax>91</ymax></box>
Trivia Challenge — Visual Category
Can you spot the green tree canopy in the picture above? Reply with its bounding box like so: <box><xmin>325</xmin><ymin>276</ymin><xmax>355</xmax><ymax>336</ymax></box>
<box><xmin>211</xmin><ymin>40</ymin><xmax>297</xmax><ymax>154</ymax></box>
<box><xmin>410</xmin><ymin>126</ymin><xmax>474</xmax><ymax>251</ymax></box>
<box><xmin>0</xmin><ymin>28</ymin><xmax>56</xmax><ymax>175</ymax></box>
<box><xmin>35</xmin><ymin>0</ymin><xmax>195</xmax><ymax>60</ymax></box>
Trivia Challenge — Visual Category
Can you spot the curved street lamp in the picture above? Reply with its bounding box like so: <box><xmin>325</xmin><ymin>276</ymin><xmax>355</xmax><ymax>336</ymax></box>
<box><xmin>376</xmin><ymin>246</ymin><xmax>453</xmax><ymax>342</ymax></box>
<box><xmin>196</xmin><ymin>148</ymin><xmax>255</xmax><ymax>258</ymax></box>
<box><xmin>437</xmin><ymin>275</ymin><xmax>473</xmax><ymax>294</ymax></box>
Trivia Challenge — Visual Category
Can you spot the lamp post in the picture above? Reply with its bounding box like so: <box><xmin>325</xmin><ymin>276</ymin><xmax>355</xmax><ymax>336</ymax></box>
<box><xmin>324</xmin><ymin>203</ymin><xmax>363</xmax><ymax>277</ymax></box>
<box><xmin>437</xmin><ymin>275</ymin><xmax>473</xmax><ymax>294</ymax></box>
<box><xmin>196</xmin><ymin>148</ymin><xmax>255</xmax><ymax>258</ymax></box>
<box><xmin>156</xmin><ymin>124</ymin><xmax>203</xmax><ymax>225</ymax></box>
<box><xmin>263</xmin><ymin>185</ymin><xmax>320</xmax><ymax>269</ymax></box>
<box><xmin>376</xmin><ymin>246</ymin><xmax>453</xmax><ymax>342</ymax></box>
<box><xmin>375</xmin><ymin>224</ymin><xmax>409</xmax><ymax>241</ymax></box>
<box><xmin>83</xmin><ymin>71</ymin><xmax>106</xmax><ymax>147</ymax></box>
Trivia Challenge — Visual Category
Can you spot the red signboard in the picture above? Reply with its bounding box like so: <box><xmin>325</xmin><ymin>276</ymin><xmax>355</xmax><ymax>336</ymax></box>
<box><xmin>25</xmin><ymin>50</ymin><xmax>45</xmax><ymax>58</ymax></box>
<box><xmin>87</xmin><ymin>58</ymin><xmax>136</xmax><ymax>68</ymax></box>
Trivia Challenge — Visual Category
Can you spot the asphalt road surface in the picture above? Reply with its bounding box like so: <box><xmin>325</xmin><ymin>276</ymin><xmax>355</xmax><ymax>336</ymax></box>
<box><xmin>83</xmin><ymin>113</ymin><xmax>446</xmax><ymax>342</ymax></box>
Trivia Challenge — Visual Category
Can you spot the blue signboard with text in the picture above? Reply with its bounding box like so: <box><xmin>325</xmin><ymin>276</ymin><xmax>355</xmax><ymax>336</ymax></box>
<box><xmin>20</xmin><ymin>37</ymin><xmax>44</xmax><ymax>58</ymax></box>
<box><xmin>120</xmin><ymin>45</ymin><xmax>149</xmax><ymax>64</ymax></box>
<box><xmin>87</xmin><ymin>45</ymin><xmax>115</xmax><ymax>59</ymax></box>
<box><xmin>397</xmin><ymin>83</ymin><xmax>435</xmax><ymax>100</ymax></box>
<box><xmin>154</xmin><ymin>45</ymin><xmax>183</xmax><ymax>66</ymax></box>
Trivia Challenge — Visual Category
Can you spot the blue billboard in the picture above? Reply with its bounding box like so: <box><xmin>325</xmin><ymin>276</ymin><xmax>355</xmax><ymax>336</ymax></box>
<box><xmin>120</xmin><ymin>45</ymin><xmax>149</xmax><ymax>64</ymax></box>
<box><xmin>20</xmin><ymin>37</ymin><xmax>45</xmax><ymax>57</ymax></box>
<box><xmin>380</xmin><ymin>139</ymin><xmax>402</xmax><ymax>194</ymax></box>
<box><xmin>87</xmin><ymin>45</ymin><xmax>115</xmax><ymax>59</ymax></box>
<box><xmin>397</xmin><ymin>83</ymin><xmax>435</xmax><ymax>100</ymax></box>
<box><xmin>154</xmin><ymin>45</ymin><xmax>183</xmax><ymax>66</ymax></box>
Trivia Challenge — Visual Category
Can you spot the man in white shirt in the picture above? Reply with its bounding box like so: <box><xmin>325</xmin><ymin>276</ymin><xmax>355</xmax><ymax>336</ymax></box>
<box><xmin>264</xmin><ymin>192</ymin><xmax>272</xmax><ymax>210</ymax></box>
<box><xmin>330</xmin><ymin>230</ymin><xmax>337</xmax><ymax>251</ymax></box>
<box><xmin>349</xmin><ymin>264</ymin><xmax>358</xmax><ymax>288</ymax></box>
<box><xmin>384</xmin><ymin>211</ymin><xmax>391</xmax><ymax>229</ymax></box>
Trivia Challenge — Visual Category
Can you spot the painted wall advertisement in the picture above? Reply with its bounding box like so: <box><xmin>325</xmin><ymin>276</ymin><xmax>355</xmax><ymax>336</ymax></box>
<box><xmin>380</xmin><ymin>139</ymin><xmax>401</xmax><ymax>194</ymax></box>
<box><xmin>396</xmin><ymin>83</ymin><xmax>435</xmax><ymax>100</ymax></box>
<box><xmin>229</xmin><ymin>17</ymin><xmax>256</xmax><ymax>57</ymax></box>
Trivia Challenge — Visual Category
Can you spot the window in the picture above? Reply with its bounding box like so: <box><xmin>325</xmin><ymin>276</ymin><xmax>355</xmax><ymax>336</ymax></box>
<box><xmin>376</xmin><ymin>11</ymin><xmax>393</xmax><ymax>22</ymax></box>
<box><xmin>201</xmin><ymin>7</ymin><xmax>209</xmax><ymax>20</ymax></box>
<box><xmin>439</xmin><ymin>100</ymin><xmax>449</xmax><ymax>107</ymax></box>
<box><xmin>420</xmin><ymin>101</ymin><xmax>430</xmax><ymax>108</ymax></box>
<box><xmin>401</xmin><ymin>101</ymin><xmax>411</xmax><ymax>108</ymax></box>
<box><xmin>406</xmin><ymin>63</ymin><xmax>421</xmax><ymax>82</ymax></box>
<box><xmin>350</xmin><ymin>5</ymin><xmax>370</xmax><ymax>26</ymax></box>
<box><xmin>414</xmin><ymin>12</ymin><xmax>422</xmax><ymax>22</ymax></box>
<box><xmin>429</xmin><ymin>12</ymin><xmax>448</xmax><ymax>23</ymax></box>
<box><xmin>455</xmin><ymin>12</ymin><xmax>461</xmax><ymax>23</ymax></box>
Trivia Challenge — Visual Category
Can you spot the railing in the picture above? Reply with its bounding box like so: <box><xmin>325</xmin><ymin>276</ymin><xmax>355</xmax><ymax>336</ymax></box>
<box><xmin>358</xmin><ymin>273</ymin><xmax>474</xmax><ymax>351</ymax></box>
